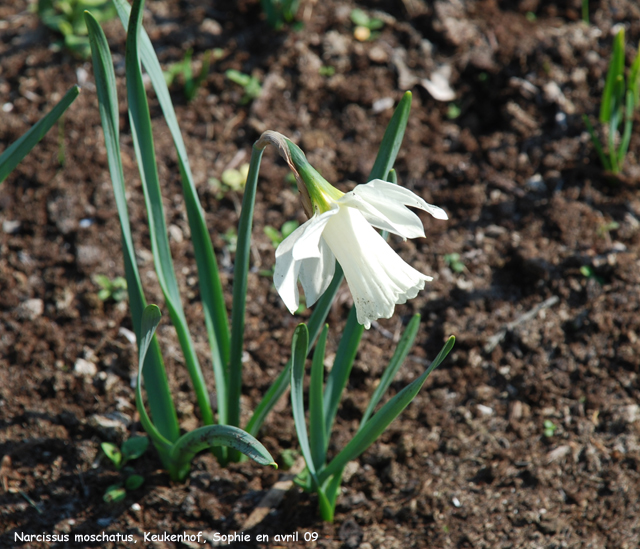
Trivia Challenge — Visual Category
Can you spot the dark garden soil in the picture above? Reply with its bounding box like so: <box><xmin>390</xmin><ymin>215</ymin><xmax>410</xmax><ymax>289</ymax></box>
<box><xmin>2</xmin><ymin>0</ymin><xmax>640</xmax><ymax>547</ymax></box>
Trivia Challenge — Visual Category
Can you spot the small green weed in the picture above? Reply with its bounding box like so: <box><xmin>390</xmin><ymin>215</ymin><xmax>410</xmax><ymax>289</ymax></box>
<box><xmin>101</xmin><ymin>436</ymin><xmax>149</xmax><ymax>503</ymax></box>
<box><xmin>350</xmin><ymin>9</ymin><xmax>383</xmax><ymax>41</ymax></box>
<box><xmin>225</xmin><ymin>70</ymin><xmax>262</xmax><ymax>105</ymax></box>
<box><xmin>163</xmin><ymin>49</ymin><xmax>211</xmax><ymax>102</ymax></box>
<box><xmin>264</xmin><ymin>220</ymin><xmax>299</xmax><ymax>248</ymax></box>
<box><xmin>444</xmin><ymin>253</ymin><xmax>465</xmax><ymax>273</ymax></box>
<box><xmin>261</xmin><ymin>0</ymin><xmax>300</xmax><ymax>30</ymax></box>
<box><xmin>542</xmin><ymin>419</ymin><xmax>557</xmax><ymax>438</ymax></box>
<box><xmin>37</xmin><ymin>0</ymin><xmax>116</xmax><ymax>58</ymax></box>
<box><xmin>94</xmin><ymin>275</ymin><xmax>128</xmax><ymax>302</ymax></box>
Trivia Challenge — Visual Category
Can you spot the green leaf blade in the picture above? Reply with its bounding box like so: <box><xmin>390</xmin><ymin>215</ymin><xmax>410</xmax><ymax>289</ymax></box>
<box><xmin>124</xmin><ymin>0</ymin><xmax>213</xmax><ymax>427</ymax></box>
<box><xmin>170</xmin><ymin>425</ymin><xmax>277</xmax><ymax>476</ymax></box>
<box><xmin>368</xmin><ymin>91</ymin><xmax>412</xmax><ymax>181</ymax></box>
<box><xmin>290</xmin><ymin>324</ymin><xmax>318</xmax><ymax>480</ymax></box>
<box><xmin>0</xmin><ymin>85</ymin><xmax>79</xmax><ymax>183</ymax></box>
<box><xmin>85</xmin><ymin>11</ymin><xmax>179</xmax><ymax>447</ymax></box>
<box><xmin>319</xmin><ymin>336</ymin><xmax>455</xmax><ymax>485</ymax></box>
<box><xmin>359</xmin><ymin>314</ymin><xmax>421</xmax><ymax>429</ymax></box>
<box><xmin>309</xmin><ymin>324</ymin><xmax>329</xmax><ymax>470</ymax></box>
<box><xmin>323</xmin><ymin>307</ymin><xmax>364</xmax><ymax>439</ymax></box>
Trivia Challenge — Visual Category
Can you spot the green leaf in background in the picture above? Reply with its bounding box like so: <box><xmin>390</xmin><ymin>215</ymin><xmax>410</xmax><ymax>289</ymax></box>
<box><xmin>600</xmin><ymin>28</ymin><xmax>626</xmax><ymax>123</ymax></box>
<box><xmin>0</xmin><ymin>85</ymin><xmax>79</xmax><ymax>183</ymax></box>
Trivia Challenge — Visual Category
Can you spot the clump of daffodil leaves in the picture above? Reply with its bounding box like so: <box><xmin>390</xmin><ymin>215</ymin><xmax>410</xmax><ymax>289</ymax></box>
<box><xmin>84</xmin><ymin>0</ymin><xmax>454</xmax><ymax>521</ymax></box>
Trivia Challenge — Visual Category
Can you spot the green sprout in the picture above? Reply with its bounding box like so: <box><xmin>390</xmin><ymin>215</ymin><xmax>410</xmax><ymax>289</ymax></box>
<box><xmin>542</xmin><ymin>419</ymin><xmax>557</xmax><ymax>438</ymax></box>
<box><xmin>264</xmin><ymin>220</ymin><xmax>299</xmax><ymax>248</ymax></box>
<box><xmin>597</xmin><ymin>220</ymin><xmax>619</xmax><ymax>238</ymax></box>
<box><xmin>225</xmin><ymin>70</ymin><xmax>262</xmax><ymax>105</ymax></box>
<box><xmin>580</xmin><ymin>265</ymin><xmax>604</xmax><ymax>285</ymax></box>
<box><xmin>94</xmin><ymin>274</ymin><xmax>128</xmax><ymax>302</ymax></box>
<box><xmin>208</xmin><ymin>163</ymin><xmax>250</xmax><ymax>199</ymax></box>
<box><xmin>582</xmin><ymin>0</ymin><xmax>589</xmax><ymax>24</ymax></box>
<box><xmin>260</xmin><ymin>0</ymin><xmax>300</xmax><ymax>30</ymax></box>
<box><xmin>221</xmin><ymin>228</ymin><xmax>238</xmax><ymax>254</ymax></box>
<box><xmin>318</xmin><ymin>65</ymin><xmax>336</xmax><ymax>77</ymax></box>
<box><xmin>37</xmin><ymin>0</ymin><xmax>116</xmax><ymax>58</ymax></box>
<box><xmin>163</xmin><ymin>49</ymin><xmax>211</xmax><ymax>102</ymax></box>
<box><xmin>444</xmin><ymin>253</ymin><xmax>465</xmax><ymax>273</ymax></box>
<box><xmin>446</xmin><ymin>104</ymin><xmax>462</xmax><ymax>120</ymax></box>
<box><xmin>350</xmin><ymin>8</ymin><xmax>383</xmax><ymax>41</ymax></box>
<box><xmin>583</xmin><ymin>28</ymin><xmax>640</xmax><ymax>175</ymax></box>
<box><xmin>101</xmin><ymin>436</ymin><xmax>149</xmax><ymax>503</ymax></box>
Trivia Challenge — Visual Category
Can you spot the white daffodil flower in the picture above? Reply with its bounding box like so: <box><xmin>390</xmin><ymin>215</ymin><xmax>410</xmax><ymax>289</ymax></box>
<box><xmin>274</xmin><ymin>179</ymin><xmax>447</xmax><ymax>329</ymax></box>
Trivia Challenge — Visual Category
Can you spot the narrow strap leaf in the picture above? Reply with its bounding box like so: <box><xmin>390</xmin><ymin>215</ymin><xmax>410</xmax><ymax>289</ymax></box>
<box><xmin>600</xmin><ymin>29</ymin><xmax>625</xmax><ymax>123</ymax></box>
<box><xmin>368</xmin><ymin>91</ymin><xmax>412</xmax><ymax>181</ymax></box>
<box><xmin>617</xmin><ymin>90</ymin><xmax>634</xmax><ymax>170</ymax></box>
<box><xmin>125</xmin><ymin>0</ymin><xmax>213</xmax><ymax>426</ymax></box>
<box><xmin>582</xmin><ymin>115</ymin><xmax>611</xmax><ymax>172</ymax></box>
<box><xmin>319</xmin><ymin>336</ymin><xmax>455</xmax><ymax>485</ymax></box>
<box><xmin>228</xmin><ymin>144</ymin><xmax>264</xmax><ymax>435</ymax></box>
<box><xmin>290</xmin><ymin>324</ymin><xmax>319</xmax><ymax>481</ymax></box>
<box><xmin>0</xmin><ymin>85</ymin><xmax>79</xmax><ymax>183</ymax></box>
<box><xmin>112</xmin><ymin>0</ymin><xmax>230</xmax><ymax>406</ymax></box>
<box><xmin>323</xmin><ymin>307</ymin><xmax>364</xmax><ymax>439</ymax></box>
<box><xmin>85</xmin><ymin>11</ymin><xmax>179</xmax><ymax>444</ymax></box>
<box><xmin>309</xmin><ymin>324</ymin><xmax>329</xmax><ymax>470</ymax></box>
<box><xmin>359</xmin><ymin>314</ymin><xmax>421</xmax><ymax>429</ymax></box>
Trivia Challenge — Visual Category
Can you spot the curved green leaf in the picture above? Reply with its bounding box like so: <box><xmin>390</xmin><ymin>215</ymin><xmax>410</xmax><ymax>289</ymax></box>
<box><xmin>359</xmin><ymin>314</ymin><xmax>421</xmax><ymax>428</ymax></box>
<box><xmin>170</xmin><ymin>425</ymin><xmax>277</xmax><ymax>476</ymax></box>
<box><xmin>290</xmin><ymin>324</ymin><xmax>317</xmax><ymax>480</ymax></box>
<box><xmin>319</xmin><ymin>336</ymin><xmax>455</xmax><ymax>484</ymax></box>
<box><xmin>0</xmin><ymin>85</ymin><xmax>79</xmax><ymax>183</ymax></box>
<box><xmin>135</xmin><ymin>305</ymin><xmax>173</xmax><ymax>452</ymax></box>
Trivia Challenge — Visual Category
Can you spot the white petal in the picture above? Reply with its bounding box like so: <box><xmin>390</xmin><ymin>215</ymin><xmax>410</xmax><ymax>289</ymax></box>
<box><xmin>291</xmin><ymin>208</ymin><xmax>338</xmax><ymax>260</ymax></box>
<box><xmin>337</xmin><ymin>192</ymin><xmax>418</xmax><ymax>239</ymax></box>
<box><xmin>339</xmin><ymin>191</ymin><xmax>425</xmax><ymax>240</ymax></box>
<box><xmin>273</xmin><ymin>221</ymin><xmax>309</xmax><ymax>313</ymax></box>
<box><xmin>299</xmin><ymin>238</ymin><xmax>335</xmax><ymax>307</ymax></box>
<box><xmin>274</xmin><ymin>211</ymin><xmax>338</xmax><ymax>313</ymax></box>
<box><xmin>356</xmin><ymin>179</ymin><xmax>448</xmax><ymax>221</ymax></box>
<box><xmin>321</xmin><ymin>206</ymin><xmax>431</xmax><ymax>329</ymax></box>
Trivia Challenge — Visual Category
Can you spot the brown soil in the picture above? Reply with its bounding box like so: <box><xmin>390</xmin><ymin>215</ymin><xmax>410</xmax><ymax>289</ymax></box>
<box><xmin>2</xmin><ymin>0</ymin><xmax>640</xmax><ymax>547</ymax></box>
